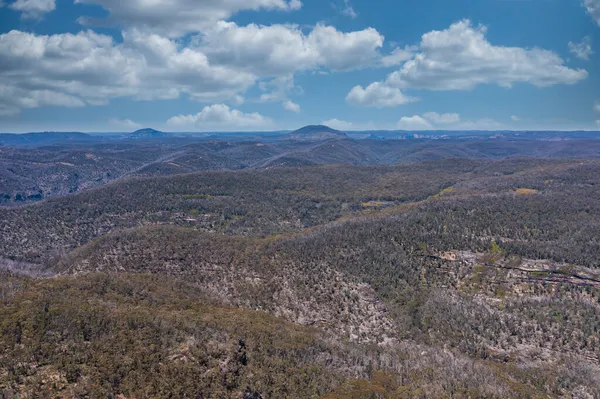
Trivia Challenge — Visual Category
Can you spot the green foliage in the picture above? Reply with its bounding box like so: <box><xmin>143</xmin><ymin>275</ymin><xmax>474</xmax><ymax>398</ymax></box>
<box><xmin>489</xmin><ymin>240</ymin><xmax>503</xmax><ymax>255</ymax></box>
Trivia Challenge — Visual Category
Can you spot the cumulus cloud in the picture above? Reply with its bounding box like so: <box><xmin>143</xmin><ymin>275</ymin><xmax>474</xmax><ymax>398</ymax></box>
<box><xmin>8</xmin><ymin>0</ymin><xmax>55</xmax><ymax>19</ymax></box>
<box><xmin>1</xmin><ymin>0</ymin><xmax>387</xmax><ymax>116</ymax></box>
<box><xmin>0</xmin><ymin>20</ymin><xmax>386</xmax><ymax>114</ymax></box>
<box><xmin>386</xmin><ymin>20</ymin><xmax>587</xmax><ymax>90</ymax></box>
<box><xmin>283</xmin><ymin>100</ymin><xmax>301</xmax><ymax>113</ymax></box>
<box><xmin>594</xmin><ymin>102</ymin><xmax>600</xmax><ymax>113</ymax></box>
<box><xmin>346</xmin><ymin>82</ymin><xmax>416</xmax><ymax>108</ymax></box>
<box><xmin>231</xmin><ymin>95</ymin><xmax>246</xmax><ymax>106</ymax></box>
<box><xmin>583</xmin><ymin>0</ymin><xmax>600</xmax><ymax>26</ymax></box>
<box><xmin>397</xmin><ymin>115</ymin><xmax>433</xmax><ymax>130</ymax></box>
<box><xmin>257</xmin><ymin>75</ymin><xmax>301</xmax><ymax>103</ymax></box>
<box><xmin>200</xmin><ymin>22</ymin><xmax>384</xmax><ymax>75</ymax></box>
<box><xmin>348</xmin><ymin>20</ymin><xmax>586</xmax><ymax>108</ymax></box>
<box><xmin>0</xmin><ymin>29</ymin><xmax>256</xmax><ymax>114</ymax></box>
<box><xmin>568</xmin><ymin>37</ymin><xmax>593</xmax><ymax>60</ymax></box>
<box><xmin>0</xmin><ymin>86</ymin><xmax>85</xmax><ymax>116</ymax></box>
<box><xmin>422</xmin><ymin>112</ymin><xmax>460</xmax><ymax>124</ymax></box>
<box><xmin>309</xmin><ymin>25</ymin><xmax>384</xmax><ymax>71</ymax></box>
<box><xmin>166</xmin><ymin>104</ymin><xmax>272</xmax><ymax>130</ymax></box>
<box><xmin>381</xmin><ymin>46</ymin><xmax>417</xmax><ymax>67</ymax></box>
<box><xmin>396</xmin><ymin>113</ymin><xmax>503</xmax><ymax>130</ymax></box>
<box><xmin>511</xmin><ymin>115</ymin><xmax>521</xmax><ymax>121</ymax></box>
<box><xmin>75</xmin><ymin>0</ymin><xmax>303</xmax><ymax>37</ymax></box>
<box><xmin>195</xmin><ymin>22</ymin><xmax>317</xmax><ymax>76</ymax></box>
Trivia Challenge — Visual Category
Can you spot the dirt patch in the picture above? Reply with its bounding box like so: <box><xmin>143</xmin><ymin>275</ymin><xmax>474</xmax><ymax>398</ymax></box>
<box><xmin>515</xmin><ymin>188</ymin><xmax>539</xmax><ymax>195</ymax></box>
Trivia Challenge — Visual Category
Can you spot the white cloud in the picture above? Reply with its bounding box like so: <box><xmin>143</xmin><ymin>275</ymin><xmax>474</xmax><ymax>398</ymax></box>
<box><xmin>397</xmin><ymin>115</ymin><xmax>433</xmax><ymax>130</ymax></box>
<box><xmin>75</xmin><ymin>0</ymin><xmax>303</xmax><ymax>37</ymax></box>
<box><xmin>201</xmin><ymin>22</ymin><xmax>318</xmax><ymax>76</ymax></box>
<box><xmin>422</xmin><ymin>112</ymin><xmax>460</xmax><ymax>124</ymax></box>
<box><xmin>166</xmin><ymin>104</ymin><xmax>272</xmax><ymax>130</ymax></box>
<box><xmin>283</xmin><ymin>100</ymin><xmax>301</xmax><ymax>113</ymax></box>
<box><xmin>347</xmin><ymin>20</ymin><xmax>586</xmax><ymax>110</ymax></box>
<box><xmin>109</xmin><ymin>118</ymin><xmax>141</xmax><ymax>129</ymax></box>
<box><xmin>258</xmin><ymin>75</ymin><xmax>300</xmax><ymax>103</ymax></box>
<box><xmin>346</xmin><ymin>82</ymin><xmax>416</xmax><ymax>108</ymax></box>
<box><xmin>322</xmin><ymin>118</ymin><xmax>354</xmax><ymax>130</ymax></box>
<box><xmin>0</xmin><ymin>21</ymin><xmax>385</xmax><ymax>114</ymax></box>
<box><xmin>396</xmin><ymin>113</ymin><xmax>503</xmax><ymax>130</ymax></box>
<box><xmin>1</xmin><ymin>1</ymin><xmax>386</xmax><ymax>116</ymax></box>
<box><xmin>0</xmin><ymin>29</ymin><xmax>255</xmax><ymax>114</ymax></box>
<box><xmin>310</xmin><ymin>25</ymin><xmax>383</xmax><ymax>71</ymax></box>
<box><xmin>230</xmin><ymin>95</ymin><xmax>245</xmax><ymax>106</ymax></box>
<box><xmin>583</xmin><ymin>0</ymin><xmax>600</xmax><ymax>26</ymax></box>
<box><xmin>511</xmin><ymin>115</ymin><xmax>521</xmax><ymax>121</ymax></box>
<box><xmin>8</xmin><ymin>0</ymin><xmax>55</xmax><ymax>19</ymax></box>
<box><xmin>341</xmin><ymin>0</ymin><xmax>357</xmax><ymax>19</ymax></box>
<box><xmin>594</xmin><ymin>102</ymin><xmax>600</xmax><ymax>113</ymax></box>
<box><xmin>259</xmin><ymin>93</ymin><xmax>280</xmax><ymax>102</ymax></box>
<box><xmin>381</xmin><ymin>46</ymin><xmax>417</xmax><ymax>67</ymax></box>
<box><xmin>0</xmin><ymin>85</ymin><xmax>85</xmax><ymax>116</ymax></box>
<box><xmin>597</xmin><ymin>120</ymin><xmax>600</xmax><ymax>128</ymax></box>
<box><xmin>257</xmin><ymin>76</ymin><xmax>301</xmax><ymax>112</ymax></box>
<box><xmin>200</xmin><ymin>22</ymin><xmax>384</xmax><ymax>75</ymax></box>
<box><xmin>568</xmin><ymin>36</ymin><xmax>593</xmax><ymax>60</ymax></box>
<box><xmin>385</xmin><ymin>20</ymin><xmax>587</xmax><ymax>90</ymax></box>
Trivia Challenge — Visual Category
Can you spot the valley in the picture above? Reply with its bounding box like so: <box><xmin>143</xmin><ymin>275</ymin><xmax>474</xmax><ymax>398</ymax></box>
<box><xmin>2</xmin><ymin>127</ymin><xmax>600</xmax><ymax>206</ymax></box>
<box><xmin>3</xmin><ymin>0</ymin><xmax>599</xmax><ymax>395</ymax></box>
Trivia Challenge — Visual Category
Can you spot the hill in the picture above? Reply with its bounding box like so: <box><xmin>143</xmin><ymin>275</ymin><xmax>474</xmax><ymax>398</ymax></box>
<box><xmin>2</xmin><ymin>158</ymin><xmax>599</xmax><ymax>397</ymax></box>
<box><xmin>2</xmin><ymin>136</ymin><xmax>600</xmax><ymax>205</ymax></box>
<box><xmin>287</xmin><ymin>125</ymin><xmax>347</xmax><ymax>141</ymax></box>
<box><xmin>125</xmin><ymin>128</ymin><xmax>172</xmax><ymax>140</ymax></box>
<box><xmin>0</xmin><ymin>132</ymin><xmax>93</xmax><ymax>148</ymax></box>
<box><xmin>7</xmin><ymin>269</ymin><xmax>590</xmax><ymax>398</ymax></box>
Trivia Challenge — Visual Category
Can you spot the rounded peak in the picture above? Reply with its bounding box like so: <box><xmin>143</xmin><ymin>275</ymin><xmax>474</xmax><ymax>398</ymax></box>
<box><xmin>289</xmin><ymin>125</ymin><xmax>347</xmax><ymax>138</ymax></box>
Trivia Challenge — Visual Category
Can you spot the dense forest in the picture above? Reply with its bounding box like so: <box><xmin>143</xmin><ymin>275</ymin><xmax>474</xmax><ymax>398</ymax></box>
<box><xmin>1</xmin><ymin>147</ymin><xmax>600</xmax><ymax>397</ymax></box>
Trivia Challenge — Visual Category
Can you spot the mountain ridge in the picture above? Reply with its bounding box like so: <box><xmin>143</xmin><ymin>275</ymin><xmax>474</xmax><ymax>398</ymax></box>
<box><xmin>125</xmin><ymin>128</ymin><xmax>172</xmax><ymax>139</ymax></box>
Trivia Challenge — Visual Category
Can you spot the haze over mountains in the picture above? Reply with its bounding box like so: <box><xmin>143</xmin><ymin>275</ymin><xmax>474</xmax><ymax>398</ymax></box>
<box><xmin>2</xmin><ymin>126</ymin><xmax>600</xmax><ymax>148</ymax></box>
<box><xmin>1</xmin><ymin>126</ymin><xmax>599</xmax><ymax>205</ymax></box>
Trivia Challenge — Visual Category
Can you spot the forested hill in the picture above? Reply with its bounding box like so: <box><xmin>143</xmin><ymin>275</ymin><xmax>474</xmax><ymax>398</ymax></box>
<box><xmin>1</xmin><ymin>157</ymin><xmax>600</xmax><ymax>397</ymax></box>
<box><xmin>2</xmin><ymin>132</ymin><xmax>600</xmax><ymax>206</ymax></box>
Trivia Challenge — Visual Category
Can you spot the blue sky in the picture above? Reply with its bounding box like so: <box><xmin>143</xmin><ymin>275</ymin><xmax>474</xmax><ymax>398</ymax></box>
<box><xmin>0</xmin><ymin>0</ymin><xmax>599</xmax><ymax>132</ymax></box>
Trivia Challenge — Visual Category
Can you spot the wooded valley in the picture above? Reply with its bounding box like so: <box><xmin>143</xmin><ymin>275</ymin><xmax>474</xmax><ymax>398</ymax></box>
<box><xmin>1</xmin><ymin>134</ymin><xmax>600</xmax><ymax>398</ymax></box>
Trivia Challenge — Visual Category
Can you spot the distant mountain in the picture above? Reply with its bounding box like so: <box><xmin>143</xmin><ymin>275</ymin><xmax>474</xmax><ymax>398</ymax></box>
<box><xmin>125</xmin><ymin>128</ymin><xmax>172</xmax><ymax>140</ymax></box>
<box><xmin>0</xmin><ymin>132</ymin><xmax>92</xmax><ymax>148</ymax></box>
<box><xmin>367</xmin><ymin>134</ymin><xmax>385</xmax><ymax>141</ymax></box>
<box><xmin>287</xmin><ymin>125</ymin><xmax>347</xmax><ymax>141</ymax></box>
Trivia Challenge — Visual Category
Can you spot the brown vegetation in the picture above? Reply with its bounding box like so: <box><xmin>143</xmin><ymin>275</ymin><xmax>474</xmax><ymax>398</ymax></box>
<box><xmin>1</xmin><ymin>157</ymin><xmax>600</xmax><ymax>397</ymax></box>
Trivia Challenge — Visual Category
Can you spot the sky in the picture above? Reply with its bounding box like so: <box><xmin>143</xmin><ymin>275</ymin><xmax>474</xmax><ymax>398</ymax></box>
<box><xmin>0</xmin><ymin>0</ymin><xmax>599</xmax><ymax>132</ymax></box>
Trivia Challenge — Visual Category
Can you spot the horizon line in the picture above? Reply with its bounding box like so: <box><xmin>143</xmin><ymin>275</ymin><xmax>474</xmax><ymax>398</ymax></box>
<box><xmin>2</xmin><ymin>128</ymin><xmax>600</xmax><ymax>135</ymax></box>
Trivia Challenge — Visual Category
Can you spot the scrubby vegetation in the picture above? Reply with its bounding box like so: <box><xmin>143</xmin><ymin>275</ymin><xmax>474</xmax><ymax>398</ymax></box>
<box><xmin>1</xmin><ymin>272</ymin><xmax>598</xmax><ymax>398</ymax></box>
<box><xmin>0</xmin><ymin>273</ymin><xmax>347</xmax><ymax>398</ymax></box>
<box><xmin>1</xmin><ymin>156</ymin><xmax>600</xmax><ymax>397</ymax></box>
